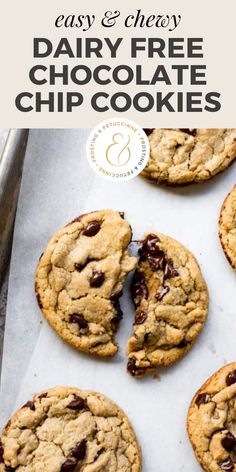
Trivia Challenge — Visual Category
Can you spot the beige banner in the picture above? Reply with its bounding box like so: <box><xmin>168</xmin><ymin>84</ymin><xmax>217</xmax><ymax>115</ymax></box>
<box><xmin>0</xmin><ymin>0</ymin><xmax>235</xmax><ymax>127</ymax></box>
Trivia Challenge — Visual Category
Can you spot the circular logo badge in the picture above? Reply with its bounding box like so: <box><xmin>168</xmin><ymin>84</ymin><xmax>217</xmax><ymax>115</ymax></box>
<box><xmin>86</xmin><ymin>118</ymin><xmax>150</xmax><ymax>181</ymax></box>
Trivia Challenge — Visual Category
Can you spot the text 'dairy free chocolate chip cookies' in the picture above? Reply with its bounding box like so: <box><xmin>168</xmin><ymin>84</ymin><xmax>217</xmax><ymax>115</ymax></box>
<box><xmin>0</xmin><ymin>387</ymin><xmax>142</xmax><ymax>472</ymax></box>
<box><xmin>35</xmin><ymin>210</ymin><xmax>137</xmax><ymax>357</ymax></box>
<box><xmin>187</xmin><ymin>363</ymin><xmax>236</xmax><ymax>472</ymax></box>
<box><xmin>127</xmin><ymin>233</ymin><xmax>208</xmax><ymax>377</ymax></box>
<box><xmin>142</xmin><ymin>129</ymin><xmax>236</xmax><ymax>185</ymax></box>
<box><xmin>219</xmin><ymin>185</ymin><xmax>236</xmax><ymax>270</ymax></box>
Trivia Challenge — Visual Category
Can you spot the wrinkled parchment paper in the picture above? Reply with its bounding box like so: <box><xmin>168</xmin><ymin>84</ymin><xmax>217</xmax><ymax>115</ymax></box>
<box><xmin>1</xmin><ymin>129</ymin><xmax>236</xmax><ymax>471</ymax></box>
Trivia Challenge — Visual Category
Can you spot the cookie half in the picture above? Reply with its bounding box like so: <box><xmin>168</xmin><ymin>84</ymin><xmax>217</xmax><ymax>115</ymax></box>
<box><xmin>0</xmin><ymin>386</ymin><xmax>142</xmax><ymax>471</ymax></box>
<box><xmin>127</xmin><ymin>233</ymin><xmax>208</xmax><ymax>377</ymax></box>
<box><xmin>187</xmin><ymin>363</ymin><xmax>236</xmax><ymax>472</ymax></box>
<box><xmin>142</xmin><ymin>129</ymin><xmax>236</xmax><ymax>185</ymax></box>
<box><xmin>219</xmin><ymin>185</ymin><xmax>236</xmax><ymax>270</ymax></box>
<box><xmin>35</xmin><ymin>210</ymin><xmax>137</xmax><ymax>357</ymax></box>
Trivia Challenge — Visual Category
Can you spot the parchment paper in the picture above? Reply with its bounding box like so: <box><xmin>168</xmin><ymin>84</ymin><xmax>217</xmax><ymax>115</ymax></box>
<box><xmin>1</xmin><ymin>129</ymin><xmax>236</xmax><ymax>471</ymax></box>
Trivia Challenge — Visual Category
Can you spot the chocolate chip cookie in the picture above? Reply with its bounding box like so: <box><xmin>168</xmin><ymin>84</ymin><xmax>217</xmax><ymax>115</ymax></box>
<box><xmin>142</xmin><ymin>129</ymin><xmax>236</xmax><ymax>185</ymax></box>
<box><xmin>127</xmin><ymin>233</ymin><xmax>208</xmax><ymax>377</ymax></box>
<box><xmin>219</xmin><ymin>185</ymin><xmax>236</xmax><ymax>270</ymax></box>
<box><xmin>187</xmin><ymin>363</ymin><xmax>236</xmax><ymax>472</ymax></box>
<box><xmin>35</xmin><ymin>210</ymin><xmax>136</xmax><ymax>357</ymax></box>
<box><xmin>0</xmin><ymin>386</ymin><xmax>142</xmax><ymax>471</ymax></box>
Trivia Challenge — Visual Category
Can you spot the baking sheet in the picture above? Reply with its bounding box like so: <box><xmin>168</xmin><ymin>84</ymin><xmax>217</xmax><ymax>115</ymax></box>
<box><xmin>0</xmin><ymin>129</ymin><xmax>9</xmax><ymax>160</ymax></box>
<box><xmin>1</xmin><ymin>129</ymin><xmax>236</xmax><ymax>471</ymax></box>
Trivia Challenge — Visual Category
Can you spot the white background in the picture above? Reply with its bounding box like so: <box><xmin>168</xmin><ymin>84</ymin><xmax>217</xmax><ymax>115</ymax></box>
<box><xmin>1</xmin><ymin>129</ymin><xmax>236</xmax><ymax>471</ymax></box>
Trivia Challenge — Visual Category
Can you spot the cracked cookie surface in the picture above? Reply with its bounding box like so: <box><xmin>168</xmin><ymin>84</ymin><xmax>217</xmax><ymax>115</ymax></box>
<box><xmin>0</xmin><ymin>386</ymin><xmax>142</xmax><ymax>472</ymax></box>
<box><xmin>142</xmin><ymin>129</ymin><xmax>236</xmax><ymax>185</ymax></box>
<box><xmin>219</xmin><ymin>185</ymin><xmax>236</xmax><ymax>270</ymax></box>
<box><xmin>127</xmin><ymin>233</ymin><xmax>208</xmax><ymax>377</ymax></box>
<box><xmin>187</xmin><ymin>363</ymin><xmax>236</xmax><ymax>472</ymax></box>
<box><xmin>35</xmin><ymin>210</ymin><xmax>136</xmax><ymax>357</ymax></box>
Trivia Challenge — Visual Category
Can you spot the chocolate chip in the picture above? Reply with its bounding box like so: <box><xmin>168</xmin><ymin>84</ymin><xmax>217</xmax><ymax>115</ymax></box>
<box><xmin>22</xmin><ymin>401</ymin><xmax>35</xmax><ymax>411</ymax></box>
<box><xmin>119</xmin><ymin>212</ymin><xmax>125</xmax><ymax>219</ymax></box>
<box><xmin>180</xmin><ymin>129</ymin><xmax>197</xmax><ymax>137</ymax></box>
<box><xmin>61</xmin><ymin>459</ymin><xmax>77</xmax><ymax>472</ymax></box>
<box><xmin>164</xmin><ymin>260</ymin><xmax>179</xmax><ymax>279</ymax></box>
<box><xmin>143</xmin><ymin>128</ymin><xmax>154</xmax><ymax>136</ymax></box>
<box><xmin>111</xmin><ymin>290</ymin><xmax>123</xmax><ymax>324</ymax></box>
<box><xmin>83</xmin><ymin>220</ymin><xmax>101</xmax><ymax>237</ymax></box>
<box><xmin>111</xmin><ymin>299</ymin><xmax>123</xmax><ymax>321</ymax></box>
<box><xmin>127</xmin><ymin>357</ymin><xmax>138</xmax><ymax>377</ymax></box>
<box><xmin>70</xmin><ymin>314</ymin><xmax>88</xmax><ymax>329</ymax></box>
<box><xmin>95</xmin><ymin>448</ymin><xmax>105</xmax><ymax>460</ymax></box>
<box><xmin>147</xmin><ymin>253</ymin><xmax>165</xmax><ymax>272</ymax></box>
<box><xmin>131</xmin><ymin>271</ymin><xmax>148</xmax><ymax>305</ymax></box>
<box><xmin>218</xmin><ymin>457</ymin><xmax>235</xmax><ymax>471</ymax></box>
<box><xmin>111</xmin><ymin>293</ymin><xmax>124</xmax><ymax>328</ymax></box>
<box><xmin>132</xmin><ymin>281</ymin><xmax>148</xmax><ymax>303</ymax></box>
<box><xmin>90</xmin><ymin>270</ymin><xmax>105</xmax><ymax>288</ymax></box>
<box><xmin>67</xmin><ymin>395</ymin><xmax>86</xmax><ymax>411</ymax></box>
<box><xmin>156</xmin><ymin>286</ymin><xmax>170</xmax><ymax>301</ymax></box>
<box><xmin>74</xmin><ymin>258</ymin><xmax>97</xmax><ymax>272</ymax></box>
<box><xmin>139</xmin><ymin>234</ymin><xmax>175</xmax><ymax>276</ymax></box>
<box><xmin>177</xmin><ymin>339</ymin><xmax>188</xmax><ymax>348</ymax></box>
<box><xmin>36</xmin><ymin>293</ymin><xmax>43</xmax><ymax>308</ymax></box>
<box><xmin>222</xmin><ymin>432</ymin><xmax>236</xmax><ymax>452</ymax></box>
<box><xmin>38</xmin><ymin>392</ymin><xmax>48</xmax><ymax>400</ymax></box>
<box><xmin>74</xmin><ymin>263</ymin><xmax>85</xmax><ymax>272</ymax></box>
<box><xmin>226</xmin><ymin>370</ymin><xmax>236</xmax><ymax>386</ymax></box>
<box><xmin>134</xmin><ymin>312</ymin><xmax>147</xmax><ymax>325</ymax></box>
<box><xmin>0</xmin><ymin>442</ymin><xmax>3</xmax><ymax>463</ymax></box>
<box><xmin>110</xmin><ymin>289</ymin><xmax>123</xmax><ymax>301</ymax></box>
<box><xmin>133</xmin><ymin>282</ymin><xmax>148</xmax><ymax>299</ymax></box>
<box><xmin>71</xmin><ymin>439</ymin><xmax>87</xmax><ymax>461</ymax></box>
<box><xmin>5</xmin><ymin>467</ymin><xmax>15</xmax><ymax>472</ymax></box>
<box><xmin>140</xmin><ymin>234</ymin><xmax>161</xmax><ymax>257</ymax></box>
<box><xmin>127</xmin><ymin>357</ymin><xmax>145</xmax><ymax>377</ymax></box>
<box><xmin>195</xmin><ymin>393</ymin><xmax>212</xmax><ymax>408</ymax></box>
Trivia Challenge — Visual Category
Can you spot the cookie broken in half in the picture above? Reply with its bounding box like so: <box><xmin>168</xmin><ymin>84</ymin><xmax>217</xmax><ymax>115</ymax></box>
<box><xmin>35</xmin><ymin>210</ymin><xmax>137</xmax><ymax>357</ymax></box>
<box><xmin>127</xmin><ymin>232</ymin><xmax>208</xmax><ymax>377</ymax></box>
